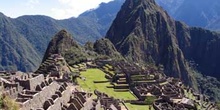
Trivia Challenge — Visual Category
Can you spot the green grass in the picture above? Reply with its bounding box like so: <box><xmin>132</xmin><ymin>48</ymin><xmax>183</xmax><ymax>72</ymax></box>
<box><xmin>69</xmin><ymin>66</ymin><xmax>79</xmax><ymax>72</ymax></box>
<box><xmin>77</xmin><ymin>68</ymin><xmax>136</xmax><ymax>100</ymax></box>
<box><xmin>145</xmin><ymin>96</ymin><xmax>157</xmax><ymax>105</ymax></box>
<box><xmin>184</xmin><ymin>90</ymin><xmax>195</xmax><ymax>100</ymax></box>
<box><xmin>125</xmin><ymin>103</ymin><xmax>153</xmax><ymax>110</ymax></box>
<box><xmin>103</xmin><ymin>65</ymin><xmax>115</xmax><ymax>76</ymax></box>
<box><xmin>105</xmin><ymin>64</ymin><xmax>113</xmax><ymax>69</ymax></box>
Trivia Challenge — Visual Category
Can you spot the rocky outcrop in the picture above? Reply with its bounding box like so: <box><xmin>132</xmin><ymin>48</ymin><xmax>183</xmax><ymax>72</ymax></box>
<box><xmin>42</xmin><ymin>30</ymin><xmax>87</xmax><ymax>66</ymax></box>
<box><xmin>43</xmin><ymin>30</ymin><xmax>123</xmax><ymax>66</ymax></box>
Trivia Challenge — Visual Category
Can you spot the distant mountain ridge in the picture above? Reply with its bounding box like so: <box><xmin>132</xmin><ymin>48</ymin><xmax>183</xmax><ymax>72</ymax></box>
<box><xmin>155</xmin><ymin>0</ymin><xmax>220</xmax><ymax>30</ymax></box>
<box><xmin>1</xmin><ymin>0</ymin><xmax>220</xmax><ymax>72</ymax></box>
<box><xmin>0</xmin><ymin>0</ymin><xmax>124</xmax><ymax>72</ymax></box>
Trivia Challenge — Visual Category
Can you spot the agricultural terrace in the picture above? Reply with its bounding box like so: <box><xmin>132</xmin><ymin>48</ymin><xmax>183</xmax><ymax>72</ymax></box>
<box><xmin>125</xmin><ymin>103</ymin><xmax>153</xmax><ymax>110</ymax></box>
<box><xmin>77</xmin><ymin>68</ymin><xmax>135</xmax><ymax>100</ymax></box>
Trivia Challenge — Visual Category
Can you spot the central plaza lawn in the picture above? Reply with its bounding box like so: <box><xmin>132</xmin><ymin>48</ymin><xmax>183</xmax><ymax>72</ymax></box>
<box><xmin>77</xmin><ymin>68</ymin><xmax>136</xmax><ymax>100</ymax></box>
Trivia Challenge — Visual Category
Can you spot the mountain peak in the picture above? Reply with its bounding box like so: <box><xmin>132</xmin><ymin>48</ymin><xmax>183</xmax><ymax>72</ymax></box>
<box><xmin>106</xmin><ymin>0</ymin><xmax>190</xmax><ymax>85</ymax></box>
<box><xmin>124</xmin><ymin>0</ymin><xmax>158</xmax><ymax>11</ymax></box>
<box><xmin>106</xmin><ymin>0</ymin><xmax>173</xmax><ymax>47</ymax></box>
<box><xmin>42</xmin><ymin>30</ymin><xmax>88</xmax><ymax>66</ymax></box>
<box><xmin>126</xmin><ymin>0</ymin><xmax>156</xmax><ymax>7</ymax></box>
<box><xmin>53</xmin><ymin>29</ymin><xmax>71</xmax><ymax>39</ymax></box>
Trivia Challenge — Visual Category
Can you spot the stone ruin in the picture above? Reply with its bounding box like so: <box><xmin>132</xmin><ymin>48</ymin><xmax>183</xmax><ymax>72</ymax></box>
<box><xmin>94</xmin><ymin>90</ymin><xmax>122</xmax><ymax>110</ymax></box>
<box><xmin>0</xmin><ymin>54</ymin><xmax>98</xmax><ymax>110</ymax></box>
<box><xmin>0</xmin><ymin>55</ymin><xmax>219</xmax><ymax>110</ymax></box>
<box><xmin>99</xmin><ymin>60</ymin><xmax>219</xmax><ymax>110</ymax></box>
<box><xmin>0</xmin><ymin>70</ymin><xmax>95</xmax><ymax>110</ymax></box>
<box><xmin>35</xmin><ymin>54</ymin><xmax>72</xmax><ymax>79</ymax></box>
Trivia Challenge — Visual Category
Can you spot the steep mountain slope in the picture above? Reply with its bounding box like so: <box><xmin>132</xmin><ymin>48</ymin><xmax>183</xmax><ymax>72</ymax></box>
<box><xmin>42</xmin><ymin>30</ymin><xmax>123</xmax><ymax>65</ymax></box>
<box><xmin>106</xmin><ymin>0</ymin><xmax>192</xmax><ymax>84</ymax></box>
<box><xmin>106</xmin><ymin>0</ymin><xmax>220</xmax><ymax>84</ymax></box>
<box><xmin>106</xmin><ymin>0</ymin><xmax>220</xmax><ymax>101</ymax></box>
<box><xmin>94</xmin><ymin>38</ymin><xmax>123</xmax><ymax>60</ymax></box>
<box><xmin>0</xmin><ymin>13</ymin><xmax>40</xmax><ymax>71</ymax></box>
<box><xmin>42</xmin><ymin>30</ymin><xmax>87</xmax><ymax>66</ymax></box>
<box><xmin>58</xmin><ymin>0</ymin><xmax>124</xmax><ymax>44</ymax></box>
<box><xmin>12</xmin><ymin>15</ymin><xmax>62</xmax><ymax>55</ymax></box>
<box><xmin>174</xmin><ymin>0</ymin><xmax>220</xmax><ymax>28</ymax></box>
<box><xmin>78</xmin><ymin>0</ymin><xmax>124</xmax><ymax>36</ymax></box>
<box><xmin>155</xmin><ymin>0</ymin><xmax>184</xmax><ymax>15</ymax></box>
<box><xmin>0</xmin><ymin>0</ymin><xmax>124</xmax><ymax>71</ymax></box>
<box><xmin>188</xmin><ymin>27</ymin><xmax>220</xmax><ymax>79</ymax></box>
<box><xmin>207</xmin><ymin>19</ymin><xmax>220</xmax><ymax>30</ymax></box>
<box><xmin>155</xmin><ymin>0</ymin><xmax>220</xmax><ymax>30</ymax></box>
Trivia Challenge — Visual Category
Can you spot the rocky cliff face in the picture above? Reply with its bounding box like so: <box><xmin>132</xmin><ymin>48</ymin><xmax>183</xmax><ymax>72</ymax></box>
<box><xmin>175</xmin><ymin>21</ymin><xmax>220</xmax><ymax>80</ymax></box>
<box><xmin>189</xmin><ymin>28</ymin><xmax>220</xmax><ymax>79</ymax></box>
<box><xmin>106</xmin><ymin>0</ymin><xmax>192</xmax><ymax>85</ymax></box>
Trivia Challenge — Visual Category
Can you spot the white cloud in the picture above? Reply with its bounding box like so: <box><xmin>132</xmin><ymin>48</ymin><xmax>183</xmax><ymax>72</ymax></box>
<box><xmin>51</xmin><ymin>8</ymin><xmax>75</xmax><ymax>19</ymax></box>
<box><xmin>51</xmin><ymin>0</ymin><xmax>113</xmax><ymax>19</ymax></box>
<box><xmin>26</xmin><ymin>0</ymin><xmax>40</xmax><ymax>9</ymax></box>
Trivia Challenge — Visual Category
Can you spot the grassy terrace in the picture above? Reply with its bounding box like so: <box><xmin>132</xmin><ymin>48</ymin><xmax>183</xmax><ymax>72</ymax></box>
<box><xmin>77</xmin><ymin>68</ymin><xmax>153</xmax><ymax>110</ymax></box>
<box><xmin>125</xmin><ymin>103</ymin><xmax>153</xmax><ymax>110</ymax></box>
<box><xmin>103</xmin><ymin>64</ymin><xmax>115</xmax><ymax>76</ymax></box>
<box><xmin>77</xmin><ymin>68</ymin><xmax>136</xmax><ymax>100</ymax></box>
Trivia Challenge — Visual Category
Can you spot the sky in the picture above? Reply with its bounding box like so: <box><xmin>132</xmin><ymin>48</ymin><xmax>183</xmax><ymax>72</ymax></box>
<box><xmin>0</xmin><ymin>0</ymin><xmax>113</xmax><ymax>19</ymax></box>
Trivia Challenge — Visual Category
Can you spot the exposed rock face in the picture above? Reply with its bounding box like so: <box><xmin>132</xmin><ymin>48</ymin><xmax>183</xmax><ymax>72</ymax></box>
<box><xmin>43</xmin><ymin>30</ymin><xmax>123</xmax><ymax>66</ymax></box>
<box><xmin>106</xmin><ymin>0</ymin><xmax>191</xmax><ymax>84</ymax></box>
<box><xmin>175</xmin><ymin>21</ymin><xmax>220</xmax><ymax>79</ymax></box>
<box><xmin>188</xmin><ymin>28</ymin><xmax>220</xmax><ymax>79</ymax></box>
<box><xmin>42</xmin><ymin>30</ymin><xmax>87</xmax><ymax>66</ymax></box>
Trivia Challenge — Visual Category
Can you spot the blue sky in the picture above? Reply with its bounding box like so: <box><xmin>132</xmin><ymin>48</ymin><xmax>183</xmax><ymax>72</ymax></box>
<box><xmin>0</xmin><ymin>0</ymin><xmax>113</xmax><ymax>19</ymax></box>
